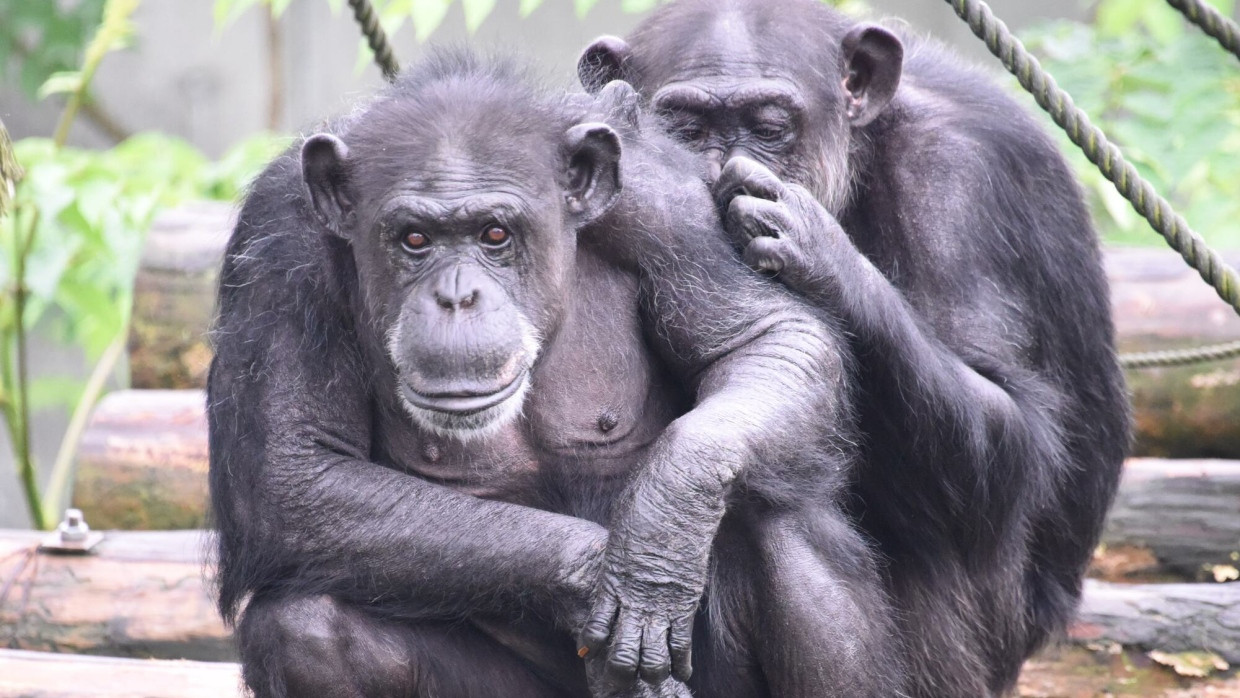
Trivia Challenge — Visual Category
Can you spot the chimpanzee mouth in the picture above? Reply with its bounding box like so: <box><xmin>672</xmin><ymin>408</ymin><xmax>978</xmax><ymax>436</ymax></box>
<box><xmin>396</xmin><ymin>370</ymin><xmax>532</xmax><ymax>442</ymax></box>
<box><xmin>400</xmin><ymin>374</ymin><xmax>527</xmax><ymax>416</ymax></box>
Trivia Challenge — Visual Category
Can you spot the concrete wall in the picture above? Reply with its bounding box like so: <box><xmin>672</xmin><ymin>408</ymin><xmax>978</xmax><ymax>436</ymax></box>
<box><xmin>3</xmin><ymin>0</ymin><xmax>1092</xmax><ymax>155</ymax></box>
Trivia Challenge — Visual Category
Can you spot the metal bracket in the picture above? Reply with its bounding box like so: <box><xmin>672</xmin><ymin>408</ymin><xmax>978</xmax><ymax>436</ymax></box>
<box><xmin>39</xmin><ymin>508</ymin><xmax>104</xmax><ymax>554</ymax></box>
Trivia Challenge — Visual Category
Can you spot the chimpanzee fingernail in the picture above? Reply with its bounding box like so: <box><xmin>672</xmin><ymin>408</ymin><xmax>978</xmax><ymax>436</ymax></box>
<box><xmin>578</xmin><ymin>646</ymin><xmax>590</xmax><ymax>658</ymax></box>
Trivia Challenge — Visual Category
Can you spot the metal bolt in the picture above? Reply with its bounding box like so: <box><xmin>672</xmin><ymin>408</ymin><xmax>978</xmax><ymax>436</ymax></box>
<box><xmin>57</xmin><ymin>508</ymin><xmax>91</xmax><ymax>542</ymax></box>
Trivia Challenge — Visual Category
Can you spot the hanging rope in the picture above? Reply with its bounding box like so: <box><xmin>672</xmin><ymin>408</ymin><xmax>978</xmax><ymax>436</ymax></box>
<box><xmin>348</xmin><ymin>0</ymin><xmax>399</xmax><ymax>82</ymax></box>
<box><xmin>945</xmin><ymin>0</ymin><xmax>1240</xmax><ymax>369</ymax></box>
<box><xmin>1166</xmin><ymin>0</ymin><xmax>1240</xmax><ymax>62</ymax></box>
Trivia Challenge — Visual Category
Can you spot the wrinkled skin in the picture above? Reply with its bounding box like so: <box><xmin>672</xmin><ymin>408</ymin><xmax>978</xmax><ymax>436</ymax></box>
<box><xmin>210</xmin><ymin>52</ymin><xmax>897</xmax><ymax>698</ymax></box>
<box><xmin>579</xmin><ymin>0</ymin><xmax>1130</xmax><ymax>695</ymax></box>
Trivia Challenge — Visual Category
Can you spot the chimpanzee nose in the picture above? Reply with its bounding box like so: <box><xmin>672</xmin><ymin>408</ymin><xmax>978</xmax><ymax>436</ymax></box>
<box><xmin>433</xmin><ymin>266</ymin><xmax>481</xmax><ymax>311</ymax></box>
<box><xmin>705</xmin><ymin>150</ymin><xmax>724</xmax><ymax>185</ymax></box>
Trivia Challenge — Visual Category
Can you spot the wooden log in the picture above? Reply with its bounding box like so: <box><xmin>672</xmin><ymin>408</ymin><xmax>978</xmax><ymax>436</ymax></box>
<box><xmin>71</xmin><ymin>390</ymin><xmax>209</xmax><ymax>530</ymax></box>
<box><xmin>0</xmin><ymin>529</ymin><xmax>232</xmax><ymax>661</ymax></box>
<box><xmin>0</xmin><ymin>649</ymin><xmax>241</xmax><ymax>698</ymax></box>
<box><xmin>127</xmin><ymin>202</ymin><xmax>232</xmax><ymax>390</ymax></box>
<box><xmin>1108</xmin><ymin>248</ymin><xmax>1240</xmax><ymax>458</ymax></box>
<box><xmin>1072</xmin><ymin>580</ymin><xmax>1240</xmax><ymax>664</ymax></box>
<box><xmin>2</xmin><ymin>646</ymin><xmax>1238</xmax><ymax>698</ymax></box>
<box><xmin>3</xmin><ymin>529</ymin><xmax>1240</xmax><ymax>683</ymax></box>
<box><xmin>1102</xmin><ymin>459</ymin><xmax>1240</xmax><ymax>578</ymax></box>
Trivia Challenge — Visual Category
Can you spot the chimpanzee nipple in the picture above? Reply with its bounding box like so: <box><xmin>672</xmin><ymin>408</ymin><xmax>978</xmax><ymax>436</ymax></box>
<box><xmin>422</xmin><ymin>442</ymin><xmax>441</xmax><ymax>463</ymax></box>
<box><xmin>597</xmin><ymin>412</ymin><xmax>619</xmax><ymax>433</ymax></box>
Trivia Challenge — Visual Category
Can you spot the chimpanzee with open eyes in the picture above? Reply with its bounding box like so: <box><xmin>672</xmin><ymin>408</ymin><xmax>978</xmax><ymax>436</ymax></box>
<box><xmin>579</xmin><ymin>0</ymin><xmax>1130</xmax><ymax>695</ymax></box>
<box><xmin>209</xmin><ymin>51</ymin><xmax>904</xmax><ymax>698</ymax></box>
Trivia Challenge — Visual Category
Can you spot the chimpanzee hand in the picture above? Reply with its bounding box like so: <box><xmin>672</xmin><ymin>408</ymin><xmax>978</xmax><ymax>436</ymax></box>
<box><xmin>713</xmin><ymin>156</ymin><xmax>853</xmax><ymax>296</ymax></box>
<box><xmin>578</xmin><ymin>461</ymin><xmax>724</xmax><ymax>688</ymax></box>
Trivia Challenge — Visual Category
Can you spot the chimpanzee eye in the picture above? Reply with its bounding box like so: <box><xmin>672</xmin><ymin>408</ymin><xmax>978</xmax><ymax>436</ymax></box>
<box><xmin>753</xmin><ymin>124</ymin><xmax>787</xmax><ymax>141</ymax></box>
<box><xmin>480</xmin><ymin>226</ymin><xmax>512</xmax><ymax>248</ymax></box>
<box><xmin>677</xmin><ymin>124</ymin><xmax>707</xmax><ymax>142</ymax></box>
<box><xmin>402</xmin><ymin>230</ymin><xmax>431</xmax><ymax>253</ymax></box>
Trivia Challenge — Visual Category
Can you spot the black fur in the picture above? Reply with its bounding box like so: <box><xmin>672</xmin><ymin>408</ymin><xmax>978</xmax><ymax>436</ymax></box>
<box><xmin>210</xmin><ymin>51</ymin><xmax>900</xmax><ymax>698</ymax></box>
<box><xmin>579</xmin><ymin>1</ymin><xmax>1130</xmax><ymax>695</ymax></box>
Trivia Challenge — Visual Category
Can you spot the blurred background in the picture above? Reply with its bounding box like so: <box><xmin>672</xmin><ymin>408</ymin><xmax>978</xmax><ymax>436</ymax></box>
<box><xmin>3</xmin><ymin>2</ymin><xmax>1240</xmax><ymax>695</ymax></box>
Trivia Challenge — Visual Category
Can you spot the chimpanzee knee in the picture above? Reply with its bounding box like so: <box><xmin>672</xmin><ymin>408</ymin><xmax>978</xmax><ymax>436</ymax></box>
<box><xmin>238</xmin><ymin>595</ymin><xmax>387</xmax><ymax>698</ymax></box>
<box><xmin>238</xmin><ymin>595</ymin><xmax>570</xmax><ymax>698</ymax></box>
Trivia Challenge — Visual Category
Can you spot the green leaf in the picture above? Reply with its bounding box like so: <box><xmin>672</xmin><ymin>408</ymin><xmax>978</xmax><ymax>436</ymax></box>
<box><xmin>461</xmin><ymin>0</ymin><xmax>496</xmax><ymax>32</ymax></box>
<box><xmin>270</xmin><ymin>0</ymin><xmax>294</xmax><ymax>16</ymax></box>
<box><xmin>36</xmin><ymin>71</ymin><xmax>84</xmax><ymax>100</ymax></box>
<box><xmin>411</xmin><ymin>0</ymin><xmax>453</xmax><ymax>41</ymax></box>
<box><xmin>575</xmin><ymin>0</ymin><xmax>601</xmax><ymax>19</ymax></box>
<box><xmin>1095</xmin><ymin>0</ymin><xmax>1144</xmax><ymax>38</ymax></box>
<box><xmin>27</xmin><ymin>377</ymin><xmax>85</xmax><ymax>413</ymax></box>
<box><xmin>622</xmin><ymin>0</ymin><xmax>659</xmax><ymax>12</ymax></box>
<box><xmin>518</xmin><ymin>0</ymin><xmax>544</xmax><ymax>17</ymax></box>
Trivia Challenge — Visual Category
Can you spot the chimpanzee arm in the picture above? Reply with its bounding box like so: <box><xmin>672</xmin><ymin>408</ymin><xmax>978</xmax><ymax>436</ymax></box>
<box><xmin>208</xmin><ymin>163</ymin><xmax>605</xmax><ymax>631</ymax></box>
<box><xmin>715</xmin><ymin>156</ymin><xmax>1069</xmax><ymax>548</ymax></box>
<box><xmin>578</xmin><ymin>202</ymin><xmax>856</xmax><ymax>686</ymax></box>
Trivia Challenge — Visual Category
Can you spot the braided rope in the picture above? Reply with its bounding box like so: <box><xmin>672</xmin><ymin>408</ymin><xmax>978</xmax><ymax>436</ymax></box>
<box><xmin>1166</xmin><ymin>0</ymin><xmax>1240</xmax><ymax>62</ymax></box>
<box><xmin>946</xmin><ymin>0</ymin><xmax>1240</xmax><ymax>369</ymax></box>
<box><xmin>348</xmin><ymin>0</ymin><xmax>399</xmax><ymax>82</ymax></box>
<box><xmin>1119</xmin><ymin>340</ymin><xmax>1240</xmax><ymax>369</ymax></box>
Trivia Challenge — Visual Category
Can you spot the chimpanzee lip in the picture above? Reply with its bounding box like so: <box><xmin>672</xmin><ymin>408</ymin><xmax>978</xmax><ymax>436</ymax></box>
<box><xmin>401</xmin><ymin>373</ymin><xmax>527</xmax><ymax>416</ymax></box>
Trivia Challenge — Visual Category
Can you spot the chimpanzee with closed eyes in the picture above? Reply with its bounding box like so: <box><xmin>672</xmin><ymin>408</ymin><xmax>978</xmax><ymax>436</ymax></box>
<box><xmin>209</xmin><ymin>51</ymin><xmax>903</xmax><ymax>698</ymax></box>
<box><xmin>579</xmin><ymin>0</ymin><xmax>1130</xmax><ymax>695</ymax></box>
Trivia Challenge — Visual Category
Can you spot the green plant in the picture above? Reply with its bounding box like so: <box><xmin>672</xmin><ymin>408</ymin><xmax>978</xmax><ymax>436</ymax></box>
<box><xmin>0</xmin><ymin>0</ymin><xmax>284</xmax><ymax>528</ymax></box>
<box><xmin>1023</xmin><ymin>0</ymin><xmax>1240</xmax><ymax>247</ymax></box>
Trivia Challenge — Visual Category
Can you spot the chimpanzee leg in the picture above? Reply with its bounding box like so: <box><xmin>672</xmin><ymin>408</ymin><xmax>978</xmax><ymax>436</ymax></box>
<box><xmin>238</xmin><ymin>595</ymin><xmax>573</xmax><ymax>698</ymax></box>
<box><xmin>691</xmin><ymin>506</ymin><xmax>905</xmax><ymax>698</ymax></box>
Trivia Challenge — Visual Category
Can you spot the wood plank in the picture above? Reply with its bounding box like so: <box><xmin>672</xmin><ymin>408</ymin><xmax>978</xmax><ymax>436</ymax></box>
<box><xmin>0</xmin><ymin>529</ymin><xmax>231</xmax><ymax>661</ymax></box>
<box><xmin>0</xmin><ymin>650</ymin><xmax>241</xmax><ymax>698</ymax></box>
<box><xmin>1102</xmin><ymin>459</ymin><xmax>1240</xmax><ymax>578</ymax></box>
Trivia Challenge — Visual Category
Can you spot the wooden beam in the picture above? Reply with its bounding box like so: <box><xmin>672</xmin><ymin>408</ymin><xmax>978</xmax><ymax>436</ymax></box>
<box><xmin>1102</xmin><ymin>459</ymin><xmax>1240</xmax><ymax>578</ymax></box>
<box><xmin>0</xmin><ymin>529</ymin><xmax>231</xmax><ymax>661</ymax></box>
<box><xmin>1073</xmin><ymin>579</ymin><xmax>1240</xmax><ymax>664</ymax></box>
<box><xmin>0</xmin><ymin>649</ymin><xmax>241</xmax><ymax>698</ymax></box>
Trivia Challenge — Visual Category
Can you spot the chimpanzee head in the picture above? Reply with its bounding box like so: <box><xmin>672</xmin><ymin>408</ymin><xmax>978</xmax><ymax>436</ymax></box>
<box><xmin>301</xmin><ymin>55</ymin><xmax>621</xmax><ymax>441</ymax></box>
<box><xmin>578</xmin><ymin>0</ymin><xmax>902</xmax><ymax>215</ymax></box>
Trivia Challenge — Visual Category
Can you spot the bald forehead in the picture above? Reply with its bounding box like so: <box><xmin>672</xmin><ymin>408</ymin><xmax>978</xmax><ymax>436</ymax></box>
<box><xmin>629</xmin><ymin>0</ymin><xmax>845</xmax><ymax>85</ymax></box>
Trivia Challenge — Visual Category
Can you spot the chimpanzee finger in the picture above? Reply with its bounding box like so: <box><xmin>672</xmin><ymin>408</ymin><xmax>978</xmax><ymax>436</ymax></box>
<box><xmin>714</xmin><ymin>156</ymin><xmax>787</xmax><ymax>209</ymax></box>
<box><xmin>669</xmin><ymin>614</ymin><xmax>694</xmax><ymax>682</ymax></box>
<box><xmin>605</xmin><ymin>612</ymin><xmax>644</xmax><ymax>682</ymax></box>
<box><xmin>579</xmin><ymin>595</ymin><xmax>619</xmax><ymax>656</ymax></box>
<box><xmin>742</xmin><ymin>236</ymin><xmax>788</xmax><ymax>275</ymax></box>
<box><xmin>726</xmin><ymin>195</ymin><xmax>792</xmax><ymax>245</ymax></box>
<box><xmin>638</xmin><ymin>622</ymin><xmax>672</xmax><ymax>684</ymax></box>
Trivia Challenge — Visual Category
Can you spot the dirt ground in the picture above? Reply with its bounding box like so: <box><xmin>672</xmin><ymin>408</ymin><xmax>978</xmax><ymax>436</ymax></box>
<box><xmin>1019</xmin><ymin>645</ymin><xmax>1240</xmax><ymax>697</ymax></box>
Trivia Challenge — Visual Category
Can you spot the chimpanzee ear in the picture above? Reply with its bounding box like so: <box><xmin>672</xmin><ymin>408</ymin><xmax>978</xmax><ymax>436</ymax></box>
<box><xmin>840</xmin><ymin>24</ymin><xmax>903</xmax><ymax>127</ymax></box>
<box><xmin>301</xmin><ymin>133</ymin><xmax>354</xmax><ymax>236</ymax></box>
<box><xmin>563</xmin><ymin>122</ymin><xmax>622</xmax><ymax>225</ymax></box>
<box><xmin>578</xmin><ymin>36</ymin><xmax>632</xmax><ymax>94</ymax></box>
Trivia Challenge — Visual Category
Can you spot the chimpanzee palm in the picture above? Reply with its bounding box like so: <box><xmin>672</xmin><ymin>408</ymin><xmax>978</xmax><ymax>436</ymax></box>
<box><xmin>579</xmin><ymin>0</ymin><xmax>1130</xmax><ymax>695</ymax></box>
<box><xmin>209</xmin><ymin>53</ymin><xmax>902</xmax><ymax>698</ymax></box>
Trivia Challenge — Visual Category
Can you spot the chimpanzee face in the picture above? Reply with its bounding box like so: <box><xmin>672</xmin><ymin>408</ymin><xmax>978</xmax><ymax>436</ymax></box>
<box><xmin>578</xmin><ymin>0</ymin><xmax>902</xmax><ymax>215</ymax></box>
<box><xmin>301</xmin><ymin>91</ymin><xmax>619</xmax><ymax>441</ymax></box>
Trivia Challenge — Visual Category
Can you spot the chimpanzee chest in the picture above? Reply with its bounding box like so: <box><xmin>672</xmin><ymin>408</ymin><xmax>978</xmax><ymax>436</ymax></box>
<box><xmin>375</xmin><ymin>249</ymin><xmax>687</xmax><ymax>507</ymax></box>
<box><xmin>523</xmin><ymin>249</ymin><xmax>687</xmax><ymax>472</ymax></box>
